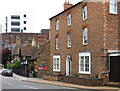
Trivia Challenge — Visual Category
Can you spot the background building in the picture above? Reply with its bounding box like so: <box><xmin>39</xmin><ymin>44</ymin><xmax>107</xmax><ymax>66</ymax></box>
<box><xmin>5</xmin><ymin>12</ymin><xmax>34</xmax><ymax>33</ymax></box>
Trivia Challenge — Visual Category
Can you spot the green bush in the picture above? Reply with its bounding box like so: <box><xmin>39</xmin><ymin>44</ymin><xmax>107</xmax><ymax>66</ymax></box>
<box><xmin>5</xmin><ymin>60</ymin><xmax>21</xmax><ymax>69</ymax></box>
<box><xmin>73</xmin><ymin>73</ymin><xmax>78</xmax><ymax>77</ymax></box>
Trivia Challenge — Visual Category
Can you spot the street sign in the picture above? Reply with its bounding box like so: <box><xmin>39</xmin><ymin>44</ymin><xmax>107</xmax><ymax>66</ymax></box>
<box><xmin>38</xmin><ymin>66</ymin><xmax>48</xmax><ymax>70</ymax></box>
<box><xmin>38</xmin><ymin>66</ymin><xmax>43</xmax><ymax>70</ymax></box>
<box><xmin>44</xmin><ymin>67</ymin><xmax>48</xmax><ymax>70</ymax></box>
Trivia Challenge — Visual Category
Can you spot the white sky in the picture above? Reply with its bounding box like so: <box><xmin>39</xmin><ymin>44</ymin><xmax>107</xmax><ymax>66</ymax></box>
<box><xmin>0</xmin><ymin>0</ymin><xmax>82</xmax><ymax>33</ymax></box>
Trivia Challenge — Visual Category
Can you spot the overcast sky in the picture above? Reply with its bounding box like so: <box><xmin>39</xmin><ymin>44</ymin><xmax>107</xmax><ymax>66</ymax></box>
<box><xmin>0</xmin><ymin>0</ymin><xmax>82</xmax><ymax>33</ymax></box>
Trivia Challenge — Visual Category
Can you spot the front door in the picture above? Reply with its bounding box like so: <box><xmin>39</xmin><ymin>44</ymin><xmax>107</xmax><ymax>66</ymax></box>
<box><xmin>109</xmin><ymin>56</ymin><xmax>120</xmax><ymax>82</ymax></box>
<box><xmin>66</xmin><ymin>55</ymin><xmax>72</xmax><ymax>76</ymax></box>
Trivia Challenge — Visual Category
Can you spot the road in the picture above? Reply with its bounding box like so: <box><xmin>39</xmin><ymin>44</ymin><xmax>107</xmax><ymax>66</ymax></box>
<box><xmin>0</xmin><ymin>75</ymin><xmax>98</xmax><ymax>91</ymax></box>
<box><xmin>0</xmin><ymin>75</ymin><xmax>118</xmax><ymax>91</ymax></box>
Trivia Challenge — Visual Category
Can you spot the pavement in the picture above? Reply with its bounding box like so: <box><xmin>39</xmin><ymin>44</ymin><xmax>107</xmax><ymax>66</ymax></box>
<box><xmin>13</xmin><ymin>73</ymin><xmax>120</xmax><ymax>91</ymax></box>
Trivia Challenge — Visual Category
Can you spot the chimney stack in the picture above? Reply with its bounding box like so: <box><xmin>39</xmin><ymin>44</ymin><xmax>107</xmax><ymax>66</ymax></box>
<box><xmin>64</xmin><ymin>1</ymin><xmax>73</xmax><ymax>10</ymax></box>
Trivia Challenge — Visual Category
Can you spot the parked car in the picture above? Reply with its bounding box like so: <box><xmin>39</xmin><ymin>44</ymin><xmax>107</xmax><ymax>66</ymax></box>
<box><xmin>1</xmin><ymin>69</ymin><xmax>13</xmax><ymax>77</ymax></box>
<box><xmin>0</xmin><ymin>69</ymin><xmax>7</xmax><ymax>74</ymax></box>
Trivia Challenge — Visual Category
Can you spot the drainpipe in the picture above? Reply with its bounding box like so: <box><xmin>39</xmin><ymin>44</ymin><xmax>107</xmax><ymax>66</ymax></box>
<box><xmin>99</xmin><ymin>71</ymin><xmax>110</xmax><ymax>78</ymax></box>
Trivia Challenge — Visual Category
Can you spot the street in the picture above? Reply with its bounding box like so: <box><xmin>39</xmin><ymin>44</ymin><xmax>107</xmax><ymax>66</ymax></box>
<box><xmin>0</xmin><ymin>75</ymin><xmax>99</xmax><ymax>91</ymax></box>
<box><xmin>0</xmin><ymin>75</ymin><xmax>119</xmax><ymax>91</ymax></box>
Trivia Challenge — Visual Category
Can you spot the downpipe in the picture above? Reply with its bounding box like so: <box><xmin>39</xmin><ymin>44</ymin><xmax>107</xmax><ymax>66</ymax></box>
<box><xmin>99</xmin><ymin>71</ymin><xmax>110</xmax><ymax>78</ymax></box>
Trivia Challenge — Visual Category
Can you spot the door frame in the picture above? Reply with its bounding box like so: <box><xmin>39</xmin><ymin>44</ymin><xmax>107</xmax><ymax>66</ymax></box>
<box><xmin>66</xmin><ymin>55</ymin><xmax>72</xmax><ymax>76</ymax></box>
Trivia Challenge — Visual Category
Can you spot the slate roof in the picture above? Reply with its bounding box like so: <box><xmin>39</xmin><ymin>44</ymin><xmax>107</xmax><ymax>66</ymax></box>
<box><xmin>29</xmin><ymin>43</ymin><xmax>47</xmax><ymax>61</ymax></box>
<box><xmin>21</xmin><ymin>46</ymin><xmax>37</xmax><ymax>57</ymax></box>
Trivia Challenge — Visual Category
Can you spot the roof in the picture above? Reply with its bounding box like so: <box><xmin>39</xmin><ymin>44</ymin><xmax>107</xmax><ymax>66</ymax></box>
<box><xmin>21</xmin><ymin>46</ymin><xmax>37</xmax><ymax>56</ymax></box>
<box><xmin>29</xmin><ymin>43</ymin><xmax>47</xmax><ymax>61</ymax></box>
<box><xmin>12</xmin><ymin>44</ymin><xmax>21</xmax><ymax>56</ymax></box>
<box><xmin>49</xmin><ymin>1</ymin><xmax>82</xmax><ymax>20</ymax></box>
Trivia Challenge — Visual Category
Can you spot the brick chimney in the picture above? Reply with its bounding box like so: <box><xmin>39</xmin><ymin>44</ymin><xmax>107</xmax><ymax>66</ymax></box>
<box><xmin>64</xmin><ymin>1</ymin><xmax>73</xmax><ymax>10</ymax></box>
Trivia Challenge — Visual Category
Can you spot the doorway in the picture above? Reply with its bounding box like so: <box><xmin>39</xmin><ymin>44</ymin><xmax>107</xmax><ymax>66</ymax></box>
<box><xmin>66</xmin><ymin>55</ymin><xmax>72</xmax><ymax>76</ymax></box>
<box><xmin>109</xmin><ymin>56</ymin><xmax>120</xmax><ymax>82</ymax></box>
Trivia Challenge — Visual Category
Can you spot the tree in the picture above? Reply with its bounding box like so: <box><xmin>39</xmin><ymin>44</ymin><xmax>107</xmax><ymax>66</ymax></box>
<box><xmin>2</xmin><ymin>48</ymin><xmax>11</xmax><ymax>66</ymax></box>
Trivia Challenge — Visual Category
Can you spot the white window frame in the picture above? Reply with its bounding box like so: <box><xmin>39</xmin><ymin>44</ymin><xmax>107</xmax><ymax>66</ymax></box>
<box><xmin>79</xmin><ymin>52</ymin><xmax>91</xmax><ymax>74</ymax></box>
<box><xmin>53</xmin><ymin>55</ymin><xmax>61</xmax><ymax>72</ymax></box>
<box><xmin>56</xmin><ymin>19</ymin><xmax>59</xmax><ymax>30</ymax></box>
<box><xmin>67</xmin><ymin>13</ymin><xmax>71</xmax><ymax>26</ymax></box>
<box><xmin>109</xmin><ymin>0</ymin><xmax>117</xmax><ymax>14</ymax></box>
<box><xmin>83</xmin><ymin>6</ymin><xmax>87</xmax><ymax>20</ymax></box>
<box><xmin>83</xmin><ymin>27</ymin><xmax>88</xmax><ymax>45</ymax></box>
<box><xmin>67</xmin><ymin>33</ymin><xmax>71</xmax><ymax>48</ymax></box>
<box><xmin>56</xmin><ymin>36</ymin><xmax>59</xmax><ymax>50</ymax></box>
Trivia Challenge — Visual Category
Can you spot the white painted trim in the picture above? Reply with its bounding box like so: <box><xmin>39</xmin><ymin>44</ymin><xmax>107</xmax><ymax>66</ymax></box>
<box><xmin>66</xmin><ymin>55</ymin><xmax>72</xmax><ymax>76</ymax></box>
<box><xmin>79</xmin><ymin>52</ymin><xmax>91</xmax><ymax>74</ymax></box>
<box><xmin>109</xmin><ymin>54</ymin><xmax>120</xmax><ymax>56</ymax></box>
<box><xmin>108</xmin><ymin>50</ymin><xmax>120</xmax><ymax>53</ymax></box>
<box><xmin>53</xmin><ymin>55</ymin><xmax>61</xmax><ymax>72</ymax></box>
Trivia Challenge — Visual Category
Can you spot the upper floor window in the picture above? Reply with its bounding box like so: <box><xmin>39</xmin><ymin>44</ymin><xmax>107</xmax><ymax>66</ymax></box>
<box><xmin>56</xmin><ymin>19</ymin><xmax>59</xmax><ymax>30</ymax></box>
<box><xmin>24</xmin><ymin>27</ymin><xmax>26</xmax><ymax>30</ymax></box>
<box><xmin>83</xmin><ymin>6</ymin><xmax>87</xmax><ymax>20</ymax></box>
<box><xmin>56</xmin><ymin>36</ymin><xmax>59</xmax><ymax>50</ymax></box>
<box><xmin>11</xmin><ymin>15</ymin><xmax>20</xmax><ymax>19</ymax></box>
<box><xmin>67</xmin><ymin>33</ymin><xmax>71</xmax><ymax>48</ymax></box>
<box><xmin>83</xmin><ymin>27</ymin><xmax>88</xmax><ymax>45</ymax></box>
<box><xmin>109</xmin><ymin>0</ymin><xmax>117</xmax><ymax>14</ymax></box>
<box><xmin>11</xmin><ymin>21</ymin><xmax>20</xmax><ymax>26</ymax></box>
<box><xmin>67</xmin><ymin>13</ymin><xmax>71</xmax><ymax>26</ymax></box>
<box><xmin>11</xmin><ymin>28</ymin><xmax>20</xmax><ymax>32</ymax></box>
<box><xmin>24</xmin><ymin>21</ymin><xmax>26</xmax><ymax>24</ymax></box>
<box><xmin>24</xmin><ymin>14</ymin><xmax>27</xmax><ymax>17</ymax></box>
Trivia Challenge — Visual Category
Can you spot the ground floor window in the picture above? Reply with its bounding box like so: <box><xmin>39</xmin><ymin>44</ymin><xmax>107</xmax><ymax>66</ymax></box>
<box><xmin>79</xmin><ymin>52</ymin><xmax>91</xmax><ymax>74</ymax></box>
<box><xmin>53</xmin><ymin>55</ymin><xmax>61</xmax><ymax>72</ymax></box>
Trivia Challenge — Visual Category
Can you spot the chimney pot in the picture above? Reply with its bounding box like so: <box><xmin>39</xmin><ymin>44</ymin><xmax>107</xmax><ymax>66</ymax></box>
<box><xmin>64</xmin><ymin>1</ymin><xmax>73</xmax><ymax>10</ymax></box>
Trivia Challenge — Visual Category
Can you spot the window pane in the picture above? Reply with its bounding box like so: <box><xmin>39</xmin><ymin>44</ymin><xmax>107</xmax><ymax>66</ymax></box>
<box><xmin>68</xmin><ymin>14</ymin><xmax>71</xmax><ymax>26</ymax></box>
<box><xmin>68</xmin><ymin>33</ymin><xmax>71</xmax><ymax>47</ymax></box>
<box><xmin>56</xmin><ymin>37</ymin><xmax>59</xmax><ymax>49</ymax></box>
<box><xmin>54</xmin><ymin>58</ymin><xmax>56</xmax><ymax>70</ymax></box>
<box><xmin>83</xmin><ymin>28</ymin><xmax>88</xmax><ymax>45</ymax></box>
<box><xmin>85</xmin><ymin>56</ymin><xmax>89</xmax><ymax>72</ymax></box>
<box><xmin>56</xmin><ymin>20</ymin><xmax>59</xmax><ymax>30</ymax></box>
<box><xmin>83</xmin><ymin>6</ymin><xmax>87</xmax><ymax>20</ymax></box>
<box><xmin>80</xmin><ymin>56</ymin><xmax>84</xmax><ymax>71</ymax></box>
<box><xmin>109</xmin><ymin>0</ymin><xmax>117</xmax><ymax>14</ymax></box>
<box><xmin>56</xmin><ymin>58</ymin><xmax>59</xmax><ymax>70</ymax></box>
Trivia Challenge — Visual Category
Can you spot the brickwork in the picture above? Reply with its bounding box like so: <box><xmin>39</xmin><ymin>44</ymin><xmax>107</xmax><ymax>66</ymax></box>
<box><xmin>36</xmin><ymin>42</ymin><xmax>50</xmax><ymax>78</ymax></box>
<box><xmin>50</xmin><ymin>1</ymin><xmax>120</xmax><ymax>82</ymax></box>
<box><xmin>64</xmin><ymin>76</ymin><xmax>103</xmax><ymax>86</ymax></box>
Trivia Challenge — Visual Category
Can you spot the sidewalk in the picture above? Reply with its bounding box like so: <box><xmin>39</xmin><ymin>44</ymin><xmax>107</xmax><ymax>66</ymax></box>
<box><xmin>13</xmin><ymin>73</ymin><xmax>120</xmax><ymax>91</ymax></box>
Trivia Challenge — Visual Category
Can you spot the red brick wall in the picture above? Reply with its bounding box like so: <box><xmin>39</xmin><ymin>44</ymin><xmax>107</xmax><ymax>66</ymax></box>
<box><xmin>50</xmin><ymin>1</ymin><xmax>120</xmax><ymax>80</ymax></box>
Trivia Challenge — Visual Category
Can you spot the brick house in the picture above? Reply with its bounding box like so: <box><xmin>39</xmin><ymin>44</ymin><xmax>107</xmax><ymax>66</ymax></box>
<box><xmin>49</xmin><ymin>1</ymin><xmax>120</xmax><ymax>82</ymax></box>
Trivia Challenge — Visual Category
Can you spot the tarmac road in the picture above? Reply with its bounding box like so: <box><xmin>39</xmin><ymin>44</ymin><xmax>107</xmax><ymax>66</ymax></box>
<box><xmin>0</xmin><ymin>75</ymin><xmax>119</xmax><ymax>91</ymax></box>
<box><xmin>0</xmin><ymin>75</ymin><xmax>99</xmax><ymax>91</ymax></box>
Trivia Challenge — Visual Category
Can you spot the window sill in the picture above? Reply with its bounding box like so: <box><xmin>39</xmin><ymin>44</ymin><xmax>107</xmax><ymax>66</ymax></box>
<box><xmin>83</xmin><ymin>44</ymin><xmax>88</xmax><ymax>46</ymax></box>
<box><xmin>79</xmin><ymin>72</ymin><xmax>91</xmax><ymax>74</ymax></box>
<box><xmin>83</xmin><ymin>18</ymin><xmax>87</xmax><ymax>21</ymax></box>
<box><xmin>109</xmin><ymin>12</ymin><xmax>118</xmax><ymax>15</ymax></box>
<box><xmin>68</xmin><ymin>25</ymin><xmax>71</xmax><ymax>27</ymax></box>
<box><xmin>67</xmin><ymin>46</ymin><xmax>71</xmax><ymax>49</ymax></box>
<box><xmin>53</xmin><ymin>70</ymin><xmax>60</xmax><ymax>72</ymax></box>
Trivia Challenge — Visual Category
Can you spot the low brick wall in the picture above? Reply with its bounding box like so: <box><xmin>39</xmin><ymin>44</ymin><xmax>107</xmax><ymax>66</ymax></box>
<box><xmin>43</xmin><ymin>74</ymin><xmax>64</xmax><ymax>81</ymax></box>
<box><xmin>64</xmin><ymin>76</ymin><xmax>103</xmax><ymax>86</ymax></box>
